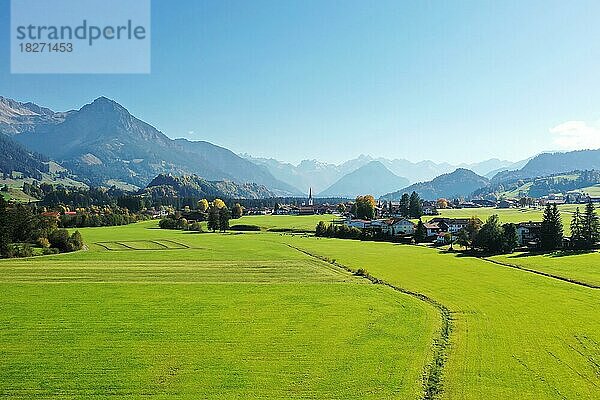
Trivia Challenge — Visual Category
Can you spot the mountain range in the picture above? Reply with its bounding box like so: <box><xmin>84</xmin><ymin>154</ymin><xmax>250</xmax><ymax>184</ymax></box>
<box><xmin>1</xmin><ymin>95</ymin><xmax>600</xmax><ymax>201</ymax></box>
<box><xmin>1</xmin><ymin>96</ymin><xmax>299</xmax><ymax>195</ymax></box>
<box><xmin>244</xmin><ymin>153</ymin><xmax>521</xmax><ymax>195</ymax></box>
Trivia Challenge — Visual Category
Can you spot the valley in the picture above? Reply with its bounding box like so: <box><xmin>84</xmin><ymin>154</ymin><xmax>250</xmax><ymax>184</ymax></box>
<box><xmin>0</xmin><ymin>217</ymin><xmax>597</xmax><ymax>399</ymax></box>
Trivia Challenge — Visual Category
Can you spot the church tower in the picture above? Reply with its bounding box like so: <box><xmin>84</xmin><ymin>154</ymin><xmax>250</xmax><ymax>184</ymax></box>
<box><xmin>308</xmin><ymin>187</ymin><xmax>314</xmax><ymax>206</ymax></box>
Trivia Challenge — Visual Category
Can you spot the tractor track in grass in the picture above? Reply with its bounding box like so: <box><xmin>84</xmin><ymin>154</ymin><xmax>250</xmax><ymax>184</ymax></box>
<box><xmin>481</xmin><ymin>258</ymin><xmax>599</xmax><ymax>289</ymax></box>
<box><xmin>287</xmin><ymin>244</ymin><xmax>453</xmax><ymax>400</ymax></box>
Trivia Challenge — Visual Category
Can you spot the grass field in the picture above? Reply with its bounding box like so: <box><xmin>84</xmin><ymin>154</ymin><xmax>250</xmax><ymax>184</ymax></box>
<box><xmin>491</xmin><ymin>250</ymin><xmax>600</xmax><ymax>287</ymax></box>
<box><xmin>233</xmin><ymin>214</ymin><xmax>337</xmax><ymax>231</ymax></box>
<box><xmin>283</xmin><ymin>236</ymin><xmax>600</xmax><ymax>399</ymax></box>
<box><xmin>1</xmin><ymin>219</ymin><xmax>599</xmax><ymax>399</ymax></box>
<box><xmin>0</xmin><ymin>220</ymin><xmax>437</xmax><ymax>399</ymax></box>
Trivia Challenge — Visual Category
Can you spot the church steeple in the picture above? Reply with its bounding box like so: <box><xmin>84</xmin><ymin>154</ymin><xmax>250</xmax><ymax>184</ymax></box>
<box><xmin>308</xmin><ymin>187</ymin><xmax>314</xmax><ymax>206</ymax></box>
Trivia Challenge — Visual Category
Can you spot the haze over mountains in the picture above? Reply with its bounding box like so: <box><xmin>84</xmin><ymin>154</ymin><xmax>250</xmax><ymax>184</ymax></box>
<box><xmin>1</xmin><ymin>95</ymin><xmax>600</xmax><ymax>200</ymax></box>
<box><xmin>318</xmin><ymin>161</ymin><xmax>410</xmax><ymax>198</ymax></box>
<box><xmin>244</xmin><ymin>154</ymin><xmax>521</xmax><ymax>194</ymax></box>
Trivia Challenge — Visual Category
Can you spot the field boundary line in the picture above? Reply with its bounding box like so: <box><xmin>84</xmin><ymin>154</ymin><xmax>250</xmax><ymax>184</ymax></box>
<box><xmin>150</xmin><ymin>240</ymin><xmax>170</xmax><ymax>249</ymax></box>
<box><xmin>287</xmin><ymin>244</ymin><xmax>453</xmax><ymax>400</ymax></box>
<box><xmin>156</xmin><ymin>239</ymin><xmax>190</xmax><ymax>249</ymax></box>
<box><xmin>482</xmin><ymin>258</ymin><xmax>599</xmax><ymax>289</ymax></box>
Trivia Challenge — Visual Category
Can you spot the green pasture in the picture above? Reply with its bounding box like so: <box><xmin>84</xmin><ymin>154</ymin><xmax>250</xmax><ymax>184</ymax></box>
<box><xmin>0</xmin><ymin>221</ymin><xmax>436</xmax><ymax>399</ymax></box>
<box><xmin>233</xmin><ymin>213</ymin><xmax>337</xmax><ymax>231</ymax></box>
<box><xmin>491</xmin><ymin>250</ymin><xmax>600</xmax><ymax>287</ymax></box>
<box><xmin>283</xmin><ymin>236</ymin><xmax>600</xmax><ymax>399</ymax></box>
<box><xmin>1</xmin><ymin>217</ymin><xmax>599</xmax><ymax>399</ymax></box>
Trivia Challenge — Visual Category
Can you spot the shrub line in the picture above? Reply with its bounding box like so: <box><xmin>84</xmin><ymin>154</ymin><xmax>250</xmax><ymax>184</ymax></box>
<box><xmin>287</xmin><ymin>244</ymin><xmax>453</xmax><ymax>400</ymax></box>
<box><xmin>481</xmin><ymin>258</ymin><xmax>599</xmax><ymax>289</ymax></box>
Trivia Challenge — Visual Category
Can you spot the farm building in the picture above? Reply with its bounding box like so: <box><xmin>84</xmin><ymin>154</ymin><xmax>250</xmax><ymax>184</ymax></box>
<box><xmin>516</xmin><ymin>221</ymin><xmax>542</xmax><ymax>246</ymax></box>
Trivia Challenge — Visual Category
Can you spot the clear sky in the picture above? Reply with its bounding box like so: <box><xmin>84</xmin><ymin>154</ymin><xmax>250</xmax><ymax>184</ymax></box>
<box><xmin>1</xmin><ymin>0</ymin><xmax>600</xmax><ymax>164</ymax></box>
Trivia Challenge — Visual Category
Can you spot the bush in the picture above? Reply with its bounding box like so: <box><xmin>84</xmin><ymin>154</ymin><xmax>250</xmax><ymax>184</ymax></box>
<box><xmin>47</xmin><ymin>229</ymin><xmax>83</xmax><ymax>253</ymax></box>
<box><xmin>36</xmin><ymin>237</ymin><xmax>50</xmax><ymax>248</ymax></box>
<box><xmin>4</xmin><ymin>243</ymin><xmax>34</xmax><ymax>258</ymax></box>
<box><xmin>48</xmin><ymin>229</ymin><xmax>70</xmax><ymax>252</ymax></box>
<box><xmin>68</xmin><ymin>231</ymin><xmax>84</xmax><ymax>251</ymax></box>
<box><xmin>42</xmin><ymin>247</ymin><xmax>60</xmax><ymax>255</ymax></box>
<box><xmin>229</xmin><ymin>224</ymin><xmax>261</xmax><ymax>231</ymax></box>
<box><xmin>159</xmin><ymin>217</ymin><xmax>179</xmax><ymax>230</ymax></box>
<box><xmin>187</xmin><ymin>221</ymin><xmax>204</xmax><ymax>232</ymax></box>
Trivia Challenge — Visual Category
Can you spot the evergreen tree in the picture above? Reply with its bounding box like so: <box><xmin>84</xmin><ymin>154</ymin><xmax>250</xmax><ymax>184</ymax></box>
<box><xmin>399</xmin><ymin>193</ymin><xmax>410</xmax><ymax>217</ymax></box>
<box><xmin>540</xmin><ymin>204</ymin><xmax>563</xmax><ymax>250</ymax></box>
<box><xmin>0</xmin><ymin>197</ymin><xmax>10</xmax><ymax>256</ymax></box>
<box><xmin>207</xmin><ymin>206</ymin><xmax>220</xmax><ymax>232</ymax></box>
<box><xmin>581</xmin><ymin>201</ymin><xmax>599</xmax><ymax>248</ymax></box>
<box><xmin>570</xmin><ymin>207</ymin><xmax>584</xmax><ymax>248</ymax></box>
<box><xmin>414</xmin><ymin>219</ymin><xmax>427</xmax><ymax>243</ymax></box>
<box><xmin>408</xmin><ymin>191</ymin><xmax>423</xmax><ymax>218</ymax></box>
<box><xmin>219</xmin><ymin>207</ymin><xmax>231</xmax><ymax>232</ymax></box>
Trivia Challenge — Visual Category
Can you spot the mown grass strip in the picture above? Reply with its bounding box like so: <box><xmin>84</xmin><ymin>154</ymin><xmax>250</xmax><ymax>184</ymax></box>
<box><xmin>287</xmin><ymin>244</ymin><xmax>453</xmax><ymax>400</ymax></box>
<box><xmin>482</xmin><ymin>258</ymin><xmax>600</xmax><ymax>289</ymax></box>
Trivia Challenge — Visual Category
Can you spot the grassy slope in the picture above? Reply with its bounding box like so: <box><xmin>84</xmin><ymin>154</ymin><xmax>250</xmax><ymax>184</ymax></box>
<box><xmin>283</xmin><ymin>237</ymin><xmax>600</xmax><ymax>400</ymax></box>
<box><xmin>0</xmin><ymin>221</ymin><xmax>436</xmax><ymax>399</ymax></box>
<box><xmin>491</xmin><ymin>250</ymin><xmax>600</xmax><ymax>287</ymax></box>
<box><xmin>580</xmin><ymin>184</ymin><xmax>600</xmax><ymax>196</ymax></box>
<box><xmin>233</xmin><ymin>214</ymin><xmax>337</xmax><ymax>231</ymax></box>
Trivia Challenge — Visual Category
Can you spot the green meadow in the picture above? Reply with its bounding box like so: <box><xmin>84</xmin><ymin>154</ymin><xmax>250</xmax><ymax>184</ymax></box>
<box><xmin>1</xmin><ymin>217</ymin><xmax>599</xmax><ymax>399</ymax></box>
<box><xmin>0</xmin><ymin>220</ymin><xmax>435</xmax><ymax>399</ymax></box>
<box><xmin>491</xmin><ymin>250</ymin><xmax>600</xmax><ymax>287</ymax></box>
<box><xmin>233</xmin><ymin>213</ymin><xmax>337</xmax><ymax>231</ymax></box>
<box><xmin>287</xmin><ymin>236</ymin><xmax>600</xmax><ymax>399</ymax></box>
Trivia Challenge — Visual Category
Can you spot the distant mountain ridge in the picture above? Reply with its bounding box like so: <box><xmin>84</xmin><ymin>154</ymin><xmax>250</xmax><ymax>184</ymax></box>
<box><xmin>244</xmin><ymin>153</ymin><xmax>520</xmax><ymax>193</ymax></box>
<box><xmin>318</xmin><ymin>161</ymin><xmax>410</xmax><ymax>198</ymax></box>
<box><xmin>142</xmin><ymin>174</ymin><xmax>275</xmax><ymax>200</ymax></box>
<box><xmin>382</xmin><ymin>168</ymin><xmax>490</xmax><ymax>200</ymax></box>
<box><xmin>0</xmin><ymin>96</ymin><xmax>69</xmax><ymax>136</ymax></box>
<box><xmin>4</xmin><ymin>96</ymin><xmax>300</xmax><ymax>195</ymax></box>
<box><xmin>492</xmin><ymin>149</ymin><xmax>600</xmax><ymax>183</ymax></box>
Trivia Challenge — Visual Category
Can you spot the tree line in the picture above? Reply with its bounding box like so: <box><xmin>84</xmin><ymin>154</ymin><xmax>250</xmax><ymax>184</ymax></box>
<box><xmin>0</xmin><ymin>197</ymin><xmax>83</xmax><ymax>258</ymax></box>
<box><xmin>349</xmin><ymin>191</ymin><xmax>424</xmax><ymax>220</ymax></box>
<box><xmin>159</xmin><ymin>198</ymin><xmax>245</xmax><ymax>233</ymax></box>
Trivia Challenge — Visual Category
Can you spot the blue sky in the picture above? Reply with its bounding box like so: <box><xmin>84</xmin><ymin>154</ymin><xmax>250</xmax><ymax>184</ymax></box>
<box><xmin>1</xmin><ymin>0</ymin><xmax>600</xmax><ymax>164</ymax></box>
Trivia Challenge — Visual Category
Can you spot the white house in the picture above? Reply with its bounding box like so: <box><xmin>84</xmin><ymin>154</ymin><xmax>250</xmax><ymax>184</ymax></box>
<box><xmin>382</xmin><ymin>218</ymin><xmax>415</xmax><ymax>236</ymax></box>
<box><xmin>346</xmin><ymin>219</ymin><xmax>371</xmax><ymax>229</ymax></box>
